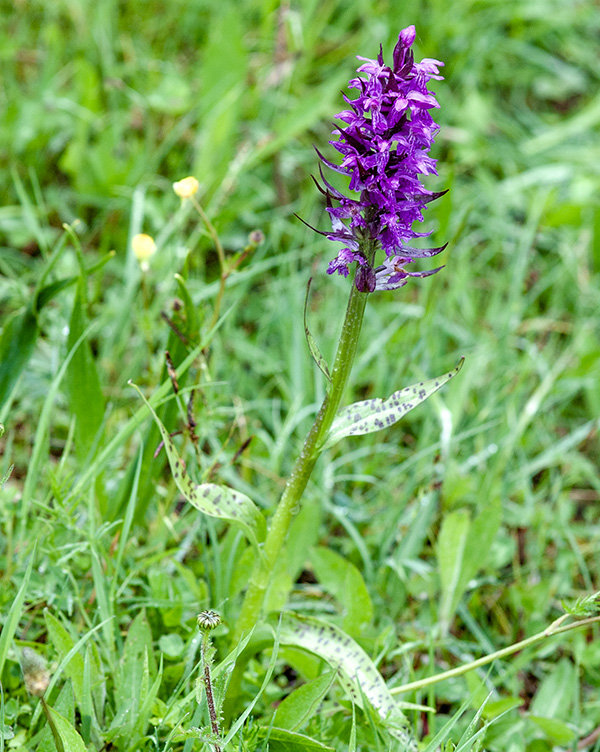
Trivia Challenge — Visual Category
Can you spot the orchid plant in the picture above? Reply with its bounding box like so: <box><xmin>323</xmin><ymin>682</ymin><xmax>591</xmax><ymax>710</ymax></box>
<box><xmin>132</xmin><ymin>26</ymin><xmax>463</xmax><ymax>746</ymax></box>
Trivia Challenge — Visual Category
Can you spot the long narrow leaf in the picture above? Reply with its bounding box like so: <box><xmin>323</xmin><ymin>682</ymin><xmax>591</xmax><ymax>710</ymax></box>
<box><xmin>0</xmin><ymin>555</ymin><xmax>33</xmax><ymax>677</ymax></box>
<box><xmin>0</xmin><ymin>309</ymin><xmax>39</xmax><ymax>412</ymax></box>
<box><xmin>22</xmin><ymin>325</ymin><xmax>95</xmax><ymax>504</ymax></box>
<box><xmin>65</xmin><ymin>284</ymin><xmax>105</xmax><ymax>461</ymax></box>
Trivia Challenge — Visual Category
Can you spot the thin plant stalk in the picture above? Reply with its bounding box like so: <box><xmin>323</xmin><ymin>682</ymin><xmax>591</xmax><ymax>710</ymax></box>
<box><xmin>201</xmin><ymin>633</ymin><xmax>222</xmax><ymax>752</ymax></box>
<box><xmin>233</xmin><ymin>240</ymin><xmax>376</xmax><ymax>642</ymax></box>
<box><xmin>198</xmin><ymin>611</ymin><xmax>223</xmax><ymax>752</ymax></box>
<box><xmin>390</xmin><ymin>615</ymin><xmax>600</xmax><ymax>695</ymax></box>
<box><xmin>190</xmin><ymin>194</ymin><xmax>228</xmax><ymax>331</ymax></box>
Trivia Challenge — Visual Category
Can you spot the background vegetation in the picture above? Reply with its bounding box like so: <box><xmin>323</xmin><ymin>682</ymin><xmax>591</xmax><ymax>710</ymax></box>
<box><xmin>1</xmin><ymin>0</ymin><xmax>599</xmax><ymax>749</ymax></box>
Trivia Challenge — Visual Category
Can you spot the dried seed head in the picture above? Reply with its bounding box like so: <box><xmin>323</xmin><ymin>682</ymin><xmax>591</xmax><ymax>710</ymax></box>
<box><xmin>248</xmin><ymin>229</ymin><xmax>265</xmax><ymax>246</ymax></box>
<box><xmin>21</xmin><ymin>647</ymin><xmax>50</xmax><ymax>697</ymax></box>
<box><xmin>197</xmin><ymin>610</ymin><xmax>221</xmax><ymax>631</ymax></box>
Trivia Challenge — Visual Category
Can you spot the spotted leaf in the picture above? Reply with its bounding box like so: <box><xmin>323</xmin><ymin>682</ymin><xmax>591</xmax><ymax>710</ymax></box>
<box><xmin>130</xmin><ymin>382</ymin><xmax>266</xmax><ymax>552</ymax></box>
<box><xmin>275</xmin><ymin>612</ymin><xmax>415</xmax><ymax>748</ymax></box>
<box><xmin>322</xmin><ymin>358</ymin><xmax>464</xmax><ymax>449</ymax></box>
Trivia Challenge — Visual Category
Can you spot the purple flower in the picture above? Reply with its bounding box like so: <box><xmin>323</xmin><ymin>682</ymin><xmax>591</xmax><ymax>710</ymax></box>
<box><xmin>309</xmin><ymin>26</ymin><xmax>446</xmax><ymax>292</ymax></box>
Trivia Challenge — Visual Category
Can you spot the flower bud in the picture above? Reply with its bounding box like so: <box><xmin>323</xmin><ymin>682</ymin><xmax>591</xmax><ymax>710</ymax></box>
<box><xmin>132</xmin><ymin>233</ymin><xmax>157</xmax><ymax>272</ymax></box>
<box><xmin>197</xmin><ymin>610</ymin><xmax>221</xmax><ymax>631</ymax></box>
<box><xmin>173</xmin><ymin>176</ymin><xmax>199</xmax><ymax>199</ymax></box>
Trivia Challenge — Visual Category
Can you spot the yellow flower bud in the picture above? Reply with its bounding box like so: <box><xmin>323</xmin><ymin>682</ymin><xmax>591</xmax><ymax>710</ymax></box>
<box><xmin>173</xmin><ymin>176</ymin><xmax>199</xmax><ymax>199</ymax></box>
<box><xmin>132</xmin><ymin>233</ymin><xmax>157</xmax><ymax>268</ymax></box>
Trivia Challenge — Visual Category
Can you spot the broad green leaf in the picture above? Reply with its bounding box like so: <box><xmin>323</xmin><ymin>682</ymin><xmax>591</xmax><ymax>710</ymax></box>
<box><xmin>36</xmin><ymin>682</ymin><xmax>75</xmax><ymax>752</ymax></box>
<box><xmin>44</xmin><ymin>612</ymin><xmax>85</xmax><ymax>707</ymax></box>
<box><xmin>483</xmin><ymin>697</ymin><xmax>523</xmax><ymax>720</ymax></box>
<box><xmin>530</xmin><ymin>658</ymin><xmax>575</xmax><ymax>720</ymax></box>
<box><xmin>130</xmin><ymin>382</ymin><xmax>266</xmax><ymax>551</ymax></box>
<box><xmin>38</xmin><ymin>617</ymin><xmax>106</xmax><ymax>734</ymax></box>
<box><xmin>528</xmin><ymin>716</ymin><xmax>575</xmax><ymax>745</ymax></box>
<box><xmin>461</xmin><ymin>496</ymin><xmax>501</xmax><ymax>591</ymax></box>
<box><xmin>275</xmin><ymin>612</ymin><xmax>413</xmax><ymax>747</ymax></box>
<box><xmin>65</xmin><ymin>283</ymin><xmax>105</xmax><ymax>461</ymax></box>
<box><xmin>274</xmin><ymin>670</ymin><xmax>336</xmax><ymax>731</ymax></box>
<box><xmin>310</xmin><ymin>547</ymin><xmax>373</xmax><ymax>637</ymax></box>
<box><xmin>438</xmin><ymin>497</ymin><xmax>502</xmax><ymax>634</ymax></box>
<box><xmin>437</xmin><ymin>509</ymin><xmax>471</xmax><ymax>635</ymax></box>
<box><xmin>44</xmin><ymin>705</ymin><xmax>87</xmax><ymax>752</ymax></box>
<box><xmin>391</xmin><ymin>490</ymin><xmax>437</xmax><ymax>566</ymax></box>
<box><xmin>114</xmin><ymin>611</ymin><xmax>157</xmax><ymax>714</ymax></box>
<box><xmin>256</xmin><ymin>726</ymin><xmax>335</xmax><ymax>751</ymax></box>
<box><xmin>304</xmin><ymin>278</ymin><xmax>331</xmax><ymax>382</ymax></box>
<box><xmin>322</xmin><ymin>358</ymin><xmax>464</xmax><ymax>449</ymax></box>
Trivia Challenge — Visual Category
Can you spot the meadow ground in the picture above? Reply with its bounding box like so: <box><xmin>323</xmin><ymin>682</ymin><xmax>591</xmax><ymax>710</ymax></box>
<box><xmin>1</xmin><ymin>1</ymin><xmax>599</xmax><ymax>750</ymax></box>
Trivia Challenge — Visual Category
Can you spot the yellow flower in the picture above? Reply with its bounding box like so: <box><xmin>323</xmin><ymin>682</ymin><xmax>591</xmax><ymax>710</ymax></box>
<box><xmin>173</xmin><ymin>176</ymin><xmax>199</xmax><ymax>199</ymax></box>
<box><xmin>132</xmin><ymin>233</ymin><xmax>156</xmax><ymax>271</ymax></box>
<box><xmin>132</xmin><ymin>233</ymin><xmax>156</xmax><ymax>261</ymax></box>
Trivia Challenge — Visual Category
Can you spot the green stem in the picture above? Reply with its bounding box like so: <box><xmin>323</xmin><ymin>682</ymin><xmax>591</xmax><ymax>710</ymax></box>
<box><xmin>191</xmin><ymin>195</ymin><xmax>228</xmax><ymax>331</ymax></box>
<box><xmin>390</xmin><ymin>615</ymin><xmax>600</xmax><ymax>695</ymax></box>
<box><xmin>233</xmin><ymin>254</ymin><xmax>373</xmax><ymax>643</ymax></box>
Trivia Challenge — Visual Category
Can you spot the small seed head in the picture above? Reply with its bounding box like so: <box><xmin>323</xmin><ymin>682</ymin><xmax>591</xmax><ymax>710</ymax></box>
<box><xmin>21</xmin><ymin>647</ymin><xmax>50</xmax><ymax>697</ymax></box>
<box><xmin>248</xmin><ymin>229</ymin><xmax>265</xmax><ymax>246</ymax></box>
<box><xmin>197</xmin><ymin>610</ymin><xmax>221</xmax><ymax>631</ymax></box>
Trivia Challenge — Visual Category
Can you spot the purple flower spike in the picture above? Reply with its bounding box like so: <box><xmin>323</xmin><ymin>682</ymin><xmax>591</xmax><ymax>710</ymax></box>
<box><xmin>313</xmin><ymin>26</ymin><xmax>446</xmax><ymax>291</ymax></box>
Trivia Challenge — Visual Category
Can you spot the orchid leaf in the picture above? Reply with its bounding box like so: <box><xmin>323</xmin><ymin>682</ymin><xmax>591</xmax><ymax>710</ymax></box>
<box><xmin>130</xmin><ymin>382</ymin><xmax>266</xmax><ymax>552</ymax></box>
<box><xmin>304</xmin><ymin>278</ymin><xmax>331</xmax><ymax>382</ymax></box>
<box><xmin>275</xmin><ymin>612</ymin><xmax>414</xmax><ymax>747</ymax></box>
<box><xmin>322</xmin><ymin>358</ymin><xmax>464</xmax><ymax>449</ymax></box>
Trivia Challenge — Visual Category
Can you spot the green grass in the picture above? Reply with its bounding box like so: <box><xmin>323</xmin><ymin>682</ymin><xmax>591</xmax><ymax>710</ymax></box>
<box><xmin>1</xmin><ymin>0</ymin><xmax>600</xmax><ymax>750</ymax></box>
